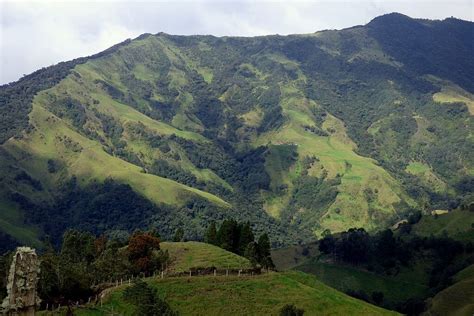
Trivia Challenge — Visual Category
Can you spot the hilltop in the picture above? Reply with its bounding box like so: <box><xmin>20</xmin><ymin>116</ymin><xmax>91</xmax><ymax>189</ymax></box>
<box><xmin>72</xmin><ymin>241</ymin><xmax>397</xmax><ymax>315</ymax></box>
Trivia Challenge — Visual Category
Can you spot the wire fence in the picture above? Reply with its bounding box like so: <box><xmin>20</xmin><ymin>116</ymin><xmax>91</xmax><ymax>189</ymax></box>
<box><xmin>39</xmin><ymin>266</ymin><xmax>266</xmax><ymax>313</ymax></box>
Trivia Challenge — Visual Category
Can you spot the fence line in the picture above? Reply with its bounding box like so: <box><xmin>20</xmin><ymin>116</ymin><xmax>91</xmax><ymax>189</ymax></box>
<box><xmin>40</xmin><ymin>266</ymin><xmax>267</xmax><ymax>312</ymax></box>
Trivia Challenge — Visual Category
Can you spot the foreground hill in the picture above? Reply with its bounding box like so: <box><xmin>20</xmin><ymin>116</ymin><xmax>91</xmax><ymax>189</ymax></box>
<box><xmin>77</xmin><ymin>271</ymin><xmax>397</xmax><ymax>315</ymax></box>
<box><xmin>0</xmin><ymin>13</ymin><xmax>472</xmax><ymax>248</ymax></box>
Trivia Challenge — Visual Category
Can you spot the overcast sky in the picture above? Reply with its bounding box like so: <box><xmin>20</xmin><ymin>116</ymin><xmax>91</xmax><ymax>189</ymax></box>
<box><xmin>0</xmin><ymin>0</ymin><xmax>472</xmax><ymax>85</ymax></box>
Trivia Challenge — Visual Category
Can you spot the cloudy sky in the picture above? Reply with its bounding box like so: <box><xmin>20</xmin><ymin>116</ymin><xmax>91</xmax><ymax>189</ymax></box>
<box><xmin>0</xmin><ymin>0</ymin><xmax>472</xmax><ymax>84</ymax></box>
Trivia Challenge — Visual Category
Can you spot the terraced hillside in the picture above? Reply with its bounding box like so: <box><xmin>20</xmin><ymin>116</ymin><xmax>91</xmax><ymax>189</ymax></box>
<box><xmin>0</xmin><ymin>13</ymin><xmax>472</xmax><ymax>247</ymax></box>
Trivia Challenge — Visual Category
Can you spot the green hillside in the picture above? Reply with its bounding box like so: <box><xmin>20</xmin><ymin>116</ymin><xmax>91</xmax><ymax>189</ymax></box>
<box><xmin>78</xmin><ymin>271</ymin><xmax>398</xmax><ymax>316</ymax></box>
<box><xmin>296</xmin><ymin>260</ymin><xmax>429</xmax><ymax>306</ymax></box>
<box><xmin>410</xmin><ymin>209</ymin><xmax>474</xmax><ymax>241</ymax></box>
<box><xmin>0</xmin><ymin>13</ymin><xmax>473</xmax><ymax>248</ymax></box>
<box><xmin>424</xmin><ymin>264</ymin><xmax>474</xmax><ymax>316</ymax></box>
<box><xmin>160</xmin><ymin>241</ymin><xmax>252</xmax><ymax>272</ymax></box>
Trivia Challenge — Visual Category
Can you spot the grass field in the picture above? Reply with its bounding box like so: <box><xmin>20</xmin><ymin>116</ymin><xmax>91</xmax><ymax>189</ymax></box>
<box><xmin>160</xmin><ymin>241</ymin><xmax>252</xmax><ymax>272</ymax></box>
<box><xmin>295</xmin><ymin>260</ymin><xmax>429</xmax><ymax>305</ymax></box>
<box><xmin>411</xmin><ymin>209</ymin><xmax>474</xmax><ymax>241</ymax></box>
<box><xmin>0</xmin><ymin>197</ymin><xmax>42</xmax><ymax>247</ymax></box>
<box><xmin>76</xmin><ymin>271</ymin><xmax>398</xmax><ymax>316</ymax></box>
<box><xmin>433</xmin><ymin>83</ymin><xmax>474</xmax><ymax>115</ymax></box>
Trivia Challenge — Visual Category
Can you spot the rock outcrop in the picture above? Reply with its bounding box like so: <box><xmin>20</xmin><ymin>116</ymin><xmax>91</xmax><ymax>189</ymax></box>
<box><xmin>1</xmin><ymin>247</ymin><xmax>40</xmax><ymax>316</ymax></box>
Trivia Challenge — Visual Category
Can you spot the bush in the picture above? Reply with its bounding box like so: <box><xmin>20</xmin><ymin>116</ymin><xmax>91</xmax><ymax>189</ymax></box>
<box><xmin>123</xmin><ymin>279</ymin><xmax>177</xmax><ymax>316</ymax></box>
<box><xmin>279</xmin><ymin>304</ymin><xmax>305</xmax><ymax>316</ymax></box>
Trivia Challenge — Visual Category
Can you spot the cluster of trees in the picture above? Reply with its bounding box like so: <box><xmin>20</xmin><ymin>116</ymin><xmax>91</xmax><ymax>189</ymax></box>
<box><xmin>35</xmin><ymin>229</ymin><xmax>168</xmax><ymax>306</ymax></box>
<box><xmin>319</xmin><ymin>228</ymin><xmax>469</xmax><ymax>273</ymax></box>
<box><xmin>171</xmin><ymin>135</ymin><xmax>271</xmax><ymax>193</ymax></box>
<box><xmin>205</xmin><ymin>220</ymin><xmax>274</xmax><ymax>270</ymax></box>
<box><xmin>150</xmin><ymin>159</ymin><xmax>204</xmax><ymax>189</ymax></box>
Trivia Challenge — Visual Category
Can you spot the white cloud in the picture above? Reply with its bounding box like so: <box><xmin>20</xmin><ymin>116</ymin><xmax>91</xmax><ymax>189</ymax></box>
<box><xmin>0</xmin><ymin>0</ymin><xmax>472</xmax><ymax>84</ymax></box>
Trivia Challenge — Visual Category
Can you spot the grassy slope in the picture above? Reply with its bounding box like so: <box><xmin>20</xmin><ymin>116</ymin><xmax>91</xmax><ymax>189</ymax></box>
<box><xmin>411</xmin><ymin>209</ymin><xmax>474</xmax><ymax>241</ymax></box>
<box><xmin>271</xmin><ymin>242</ymin><xmax>320</xmax><ymax>271</ymax></box>
<box><xmin>0</xmin><ymin>197</ymin><xmax>42</xmax><ymax>247</ymax></box>
<box><xmin>160</xmin><ymin>241</ymin><xmax>252</xmax><ymax>272</ymax></box>
<box><xmin>432</xmin><ymin>80</ymin><xmax>474</xmax><ymax>115</ymax></box>
<box><xmin>254</xmin><ymin>77</ymin><xmax>412</xmax><ymax>235</ymax></box>
<box><xmin>424</xmin><ymin>264</ymin><xmax>474</xmax><ymax>316</ymax></box>
<box><xmin>295</xmin><ymin>260</ymin><xmax>429</xmax><ymax>306</ymax></box>
<box><xmin>80</xmin><ymin>271</ymin><xmax>397</xmax><ymax>316</ymax></box>
<box><xmin>3</xmin><ymin>94</ymin><xmax>228</xmax><ymax>208</ymax></box>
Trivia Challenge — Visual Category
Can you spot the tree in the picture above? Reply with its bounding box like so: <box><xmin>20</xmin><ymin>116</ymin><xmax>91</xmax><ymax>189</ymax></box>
<box><xmin>318</xmin><ymin>235</ymin><xmax>336</xmax><ymax>255</ymax></box>
<box><xmin>244</xmin><ymin>241</ymin><xmax>259</xmax><ymax>267</ymax></box>
<box><xmin>217</xmin><ymin>219</ymin><xmax>239</xmax><ymax>252</ymax></box>
<box><xmin>61</xmin><ymin>230</ymin><xmax>96</xmax><ymax>264</ymax></box>
<box><xmin>279</xmin><ymin>304</ymin><xmax>304</xmax><ymax>316</ymax></box>
<box><xmin>37</xmin><ymin>249</ymin><xmax>60</xmax><ymax>302</ymax></box>
<box><xmin>238</xmin><ymin>222</ymin><xmax>254</xmax><ymax>255</ymax></box>
<box><xmin>123</xmin><ymin>279</ymin><xmax>177</xmax><ymax>316</ymax></box>
<box><xmin>173</xmin><ymin>228</ymin><xmax>184</xmax><ymax>242</ymax></box>
<box><xmin>258</xmin><ymin>233</ymin><xmax>275</xmax><ymax>270</ymax></box>
<box><xmin>371</xmin><ymin>291</ymin><xmax>384</xmax><ymax>305</ymax></box>
<box><xmin>205</xmin><ymin>221</ymin><xmax>218</xmax><ymax>245</ymax></box>
<box><xmin>59</xmin><ymin>230</ymin><xmax>96</xmax><ymax>299</ymax></box>
<box><xmin>128</xmin><ymin>231</ymin><xmax>163</xmax><ymax>274</ymax></box>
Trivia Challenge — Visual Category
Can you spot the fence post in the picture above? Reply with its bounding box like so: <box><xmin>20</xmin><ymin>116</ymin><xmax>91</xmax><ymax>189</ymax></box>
<box><xmin>189</xmin><ymin>270</ymin><xmax>192</xmax><ymax>277</ymax></box>
<box><xmin>214</xmin><ymin>269</ymin><xmax>216</xmax><ymax>276</ymax></box>
<box><xmin>226</xmin><ymin>269</ymin><xmax>228</xmax><ymax>276</ymax></box>
<box><xmin>161</xmin><ymin>271</ymin><xmax>164</xmax><ymax>279</ymax></box>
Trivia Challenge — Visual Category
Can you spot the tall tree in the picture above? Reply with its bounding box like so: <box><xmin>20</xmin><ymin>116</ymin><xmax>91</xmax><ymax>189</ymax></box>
<box><xmin>257</xmin><ymin>233</ymin><xmax>275</xmax><ymax>270</ymax></box>
<box><xmin>205</xmin><ymin>221</ymin><xmax>218</xmax><ymax>245</ymax></box>
<box><xmin>217</xmin><ymin>219</ymin><xmax>239</xmax><ymax>252</ymax></box>
<box><xmin>238</xmin><ymin>222</ymin><xmax>255</xmax><ymax>255</ymax></box>
<box><xmin>173</xmin><ymin>228</ymin><xmax>184</xmax><ymax>242</ymax></box>
<box><xmin>244</xmin><ymin>241</ymin><xmax>259</xmax><ymax>267</ymax></box>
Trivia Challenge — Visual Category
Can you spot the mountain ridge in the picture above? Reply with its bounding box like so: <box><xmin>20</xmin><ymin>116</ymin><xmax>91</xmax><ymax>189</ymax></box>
<box><xmin>0</xmin><ymin>13</ymin><xmax>472</xmax><ymax>248</ymax></box>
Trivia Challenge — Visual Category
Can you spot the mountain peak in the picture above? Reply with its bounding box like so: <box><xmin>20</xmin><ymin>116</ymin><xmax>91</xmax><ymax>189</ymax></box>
<box><xmin>368</xmin><ymin>12</ymin><xmax>417</xmax><ymax>27</ymax></box>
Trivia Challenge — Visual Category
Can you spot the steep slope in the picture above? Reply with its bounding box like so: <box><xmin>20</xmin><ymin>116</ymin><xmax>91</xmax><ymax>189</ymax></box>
<box><xmin>0</xmin><ymin>13</ymin><xmax>472</xmax><ymax>247</ymax></box>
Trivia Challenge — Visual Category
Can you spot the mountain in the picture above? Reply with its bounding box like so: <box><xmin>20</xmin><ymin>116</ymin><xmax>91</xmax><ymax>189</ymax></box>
<box><xmin>0</xmin><ymin>13</ymin><xmax>472</xmax><ymax>248</ymax></box>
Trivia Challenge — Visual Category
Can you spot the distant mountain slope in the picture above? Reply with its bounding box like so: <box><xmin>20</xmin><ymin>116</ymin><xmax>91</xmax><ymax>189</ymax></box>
<box><xmin>0</xmin><ymin>13</ymin><xmax>472</xmax><ymax>248</ymax></box>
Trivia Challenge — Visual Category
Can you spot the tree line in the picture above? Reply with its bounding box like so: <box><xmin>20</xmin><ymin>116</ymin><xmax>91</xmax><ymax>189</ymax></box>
<box><xmin>204</xmin><ymin>219</ymin><xmax>275</xmax><ymax>270</ymax></box>
<box><xmin>318</xmin><ymin>226</ymin><xmax>473</xmax><ymax>314</ymax></box>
